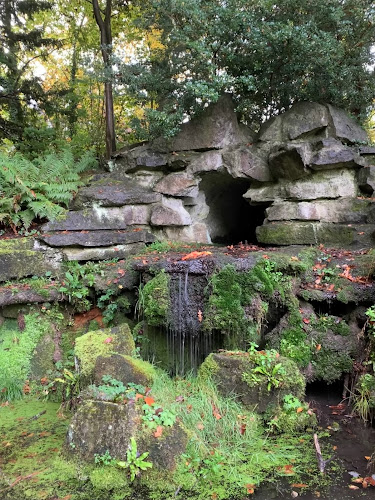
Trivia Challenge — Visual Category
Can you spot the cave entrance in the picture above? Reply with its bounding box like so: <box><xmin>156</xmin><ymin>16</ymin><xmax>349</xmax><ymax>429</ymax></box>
<box><xmin>199</xmin><ymin>171</ymin><xmax>268</xmax><ymax>245</ymax></box>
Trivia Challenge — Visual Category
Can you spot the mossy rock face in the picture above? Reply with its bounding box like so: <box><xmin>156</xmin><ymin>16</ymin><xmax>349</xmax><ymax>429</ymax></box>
<box><xmin>199</xmin><ymin>352</ymin><xmax>305</xmax><ymax>413</ymax></box>
<box><xmin>29</xmin><ymin>333</ymin><xmax>56</xmax><ymax>380</ymax></box>
<box><xmin>93</xmin><ymin>354</ymin><xmax>157</xmax><ymax>387</ymax></box>
<box><xmin>0</xmin><ymin>238</ymin><xmax>62</xmax><ymax>282</ymax></box>
<box><xmin>139</xmin><ymin>423</ymin><xmax>188</xmax><ymax>471</ymax></box>
<box><xmin>66</xmin><ymin>400</ymin><xmax>139</xmax><ymax>460</ymax></box>
<box><xmin>74</xmin><ymin>324</ymin><xmax>135</xmax><ymax>378</ymax></box>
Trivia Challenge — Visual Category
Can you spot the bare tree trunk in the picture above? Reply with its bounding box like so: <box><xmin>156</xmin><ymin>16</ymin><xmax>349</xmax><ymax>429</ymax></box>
<box><xmin>92</xmin><ymin>0</ymin><xmax>116</xmax><ymax>159</ymax></box>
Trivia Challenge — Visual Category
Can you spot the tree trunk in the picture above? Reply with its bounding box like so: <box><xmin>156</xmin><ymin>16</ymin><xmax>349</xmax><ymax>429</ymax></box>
<box><xmin>92</xmin><ymin>0</ymin><xmax>116</xmax><ymax>159</ymax></box>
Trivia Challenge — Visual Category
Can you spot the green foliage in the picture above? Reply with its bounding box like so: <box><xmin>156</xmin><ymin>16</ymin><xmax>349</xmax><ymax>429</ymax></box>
<box><xmin>244</xmin><ymin>347</ymin><xmax>286</xmax><ymax>392</ymax></box>
<box><xmin>0</xmin><ymin>148</ymin><xmax>96</xmax><ymax>230</ymax></box>
<box><xmin>89</xmin><ymin>376</ymin><xmax>146</xmax><ymax>402</ymax></box>
<box><xmin>266</xmin><ymin>394</ymin><xmax>317</xmax><ymax>434</ymax></box>
<box><xmin>94</xmin><ymin>450</ymin><xmax>117</xmax><ymax>466</ymax></box>
<box><xmin>141</xmin><ymin>402</ymin><xmax>176</xmax><ymax>430</ymax></box>
<box><xmin>365</xmin><ymin>306</ymin><xmax>375</xmax><ymax>339</ymax></box>
<box><xmin>352</xmin><ymin>374</ymin><xmax>375</xmax><ymax>422</ymax></box>
<box><xmin>117</xmin><ymin>437</ymin><xmax>153</xmax><ymax>482</ymax></box>
<box><xmin>122</xmin><ymin>0</ymin><xmax>375</xmax><ymax>138</ymax></box>
<box><xmin>141</xmin><ymin>270</ymin><xmax>170</xmax><ymax>326</ymax></box>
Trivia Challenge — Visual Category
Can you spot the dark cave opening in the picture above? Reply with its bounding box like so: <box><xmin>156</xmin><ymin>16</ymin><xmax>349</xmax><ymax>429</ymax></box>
<box><xmin>199</xmin><ymin>171</ymin><xmax>269</xmax><ymax>245</ymax></box>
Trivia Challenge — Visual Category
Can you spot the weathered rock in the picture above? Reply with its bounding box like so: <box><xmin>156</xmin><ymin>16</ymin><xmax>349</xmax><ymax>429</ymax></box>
<box><xmin>358</xmin><ymin>146</ymin><xmax>375</xmax><ymax>166</ymax></box>
<box><xmin>154</xmin><ymin>173</ymin><xmax>199</xmax><ymax>197</ymax></box>
<box><xmin>223</xmin><ymin>145</ymin><xmax>272</xmax><ymax>182</ymax></box>
<box><xmin>62</xmin><ymin>243</ymin><xmax>146</xmax><ymax>261</ymax></box>
<box><xmin>358</xmin><ymin>166</ymin><xmax>375</xmax><ymax>194</ymax></box>
<box><xmin>155</xmin><ymin>222</ymin><xmax>211</xmax><ymax>244</ymax></box>
<box><xmin>39</xmin><ymin>229</ymin><xmax>155</xmax><ymax>247</ymax></box>
<box><xmin>30</xmin><ymin>333</ymin><xmax>56</xmax><ymax>380</ymax></box>
<box><xmin>70</xmin><ymin>178</ymin><xmax>161</xmax><ymax>209</ymax></box>
<box><xmin>139</xmin><ymin>424</ymin><xmax>188</xmax><ymax>471</ymax></box>
<box><xmin>309</xmin><ymin>138</ymin><xmax>365</xmax><ymax>171</ymax></box>
<box><xmin>258</xmin><ymin>102</ymin><xmax>330</xmax><ymax>142</ymax></box>
<box><xmin>0</xmin><ymin>238</ymin><xmax>62</xmax><ymax>283</ymax></box>
<box><xmin>66</xmin><ymin>400</ymin><xmax>139</xmax><ymax>460</ymax></box>
<box><xmin>266</xmin><ymin>199</ymin><xmax>373</xmax><ymax>224</ymax></box>
<box><xmin>256</xmin><ymin>221</ymin><xmax>375</xmax><ymax>247</ymax></box>
<box><xmin>199</xmin><ymin>352</ymin><xmax>305</xmax><ymax>413</ymax></box>
<box><xmin>327</xmin><ymin>104</ymin><xmax>368</xmax><ymax>144</ymax></box>
<box><xmin>151</xmin><ymin>198</ymin><xmax>192</xmax><ymax>226</ymax></box>
<box><xmin>268</xmin><ymin>143</ymin><xmax>312</xmax><ymax>180</ymax></box>
<box><xmin>168</xmin><ymin>151</ymin><xmax>202</xmax><ymax>170</ymax></box>
<box><xmin>153</xmin><ymin>94</ymin><xmax>251</xmax><ymax>152</ymax></box>
<box><xmin>74</xmin><ymin>325</ymin><xmax>135</xmax><ymax>377</ymax></box>
<box><xmin>112</xmin><ymin>144</ymin><xmax>168</xmax><ymax>174</ymax></box>
<box><xmin>244</xmin><ymin>169</ymin><xmax>358</xmax><ymax>202</ymax></box>
<box><xmin>93</xmin><ymin>354</ymin><xmax>156</xmax><ymax>387</ymax></box>
<box><xmin>188</xmin><ymin>150</ymin><xmax>224</xmax><ymax>174</ymax></box>
<box><xmin>42</xmin><ymin>205</ymin><xmax>151</xmax><ymax>232</ymax></box>
<box><xmin>0</xmin><ymin>285</ymin><xmax>64</xmax><ymax>307</ymax></box>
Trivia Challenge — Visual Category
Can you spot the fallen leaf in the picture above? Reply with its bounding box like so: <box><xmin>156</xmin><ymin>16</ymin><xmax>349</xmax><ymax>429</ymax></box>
<box><xmin>296</xmin><ymin>407</ymin><xmax>304</xmax><ymax>413</ymax></box>
<box><xmin>196</xmin><ymin>422</ymin><xmax>204</xmax><ymax>430</ymax></box>
<box><xmin>239</xmin><ymin>423</ymin><xmax>246</xmax><ymax>435</ymax></box>
<box><xmin>302</xmin><ymin>318</ymin><xmax>310</xmax><ymax>324</ymax></box>
<box><xmin>348</xmin><ymin>485</ymin><xmax>360</xmax><ymax>490</ymax></box>
<box><xmin>39</xmin><ymin>431</ymin><xmax>51</xmax><ymax>437</ymax></box>
<box><xmin>197</xmin><ymin>309</ymin><xmax>203</xmax><ymax>322</ymax></box>
<box><xmin>316</xmin><ymin>344</ymin><xmax>322</xmax><ymax>351</ymax></box>
<box><xmin>291</xmin><ymin>484</ymin><xmax>308</xmax><ymax>488</ymax></box>
<box><xmin>154</xmin><ymin>426</ymin><xmax>163</xmax><ymax>438</ymax></box>
<box><xmin>365</xmin><ymin>456</ymin><xmax>371</xmax><ymax>460</ymax></box>
<box><xmin>103</xmin><ymin>337</ymin><xmax>113</xmax><ymax>344</ymax></box>
<box><xmin>117</xmin><ymin>268</ymin><xmax>125</xmax><ymax>276</ymax></box>
<box><xmin>245</xmin><ymin>483</ymin><xmax>255</xmax><ymax>494</ymax></box>
<box><xmin>135</xmin><ymin>394</ymin><xmax>144</xmax><ymax>401</ymax></box>
<box><xmin>351</xmin><ymin>477</ymin><xmax>363</xmax><ymax>483</ymax></box>
<box><xmin>144</xmin><ymin>396</ymin><xmax>155</xmax><ymax>406</ymax></box>
<box><xmin>181</xmin><ymin>251</ymin><xmax>212</xmax><ymax>261</ymax></box>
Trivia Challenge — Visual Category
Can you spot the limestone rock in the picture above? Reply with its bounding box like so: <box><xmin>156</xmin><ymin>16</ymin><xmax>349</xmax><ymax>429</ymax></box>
<box><xmin>42</xmin><ymin>205</ymin><xmax>151</xmax><ymax>232</ymax></box>
<box><xmin>199</xmin><ymin>352</ymin><xmax>305</xmax><ymax>413</ymax></box>
<box><xmin>156</xmin><ymin>222</ymin><xmax>211</xmax><ymax>244</ymax></box>
<box><xmin>151</xmin><ymin>198</ymin><xmax>192</xmax><ymax>226</ymax></box>
<box><xmin>154</xmin><ymin>173</ymin><xmax>199</xmax><ymax>197</ymax></box>
<box><xmin>327</xmin><ymin>104</ymin><xmax>368</xmax><ymax>144</ymax></box>
<box><xmin>62</xmin><ymin>243</ymin><xmax>146</xmax><ymax>261</ymax></box>
<box><xmin>70</xmin><ymin>178</ymin><xmax>161</xmax><ymax>209</ymax></box>
<box><xmin>93</xmin><ymin>354</ymin><xmax>156</xmax><ymax>387</ymax></box>
<box><xmin>223</xmin><ymin>145</ymin><xmax>272</xmax><ymax>182</ymax></box>
<box><xmin>153</xmin><ymin>94</ymin><xmax>251</xmax><ymax>152</ymax></box>
<box><xmin>309</xmin><ymin>138</ymin><xmax>365</xmax><ymax>171</ymax></box>
<box><xmin>268</xmin><ymin>143</ymin><xmax>312</xmax><ymax>180</ymax></box>
<box><xmin>358</xmin><ymin>166</ymin><xmax>375</xmax><ymax>194</ymax></box>
<box><xmin>244</xmin><ymin>169</ymin><xmax>358</xmax><ymax>202</ymax></box>
<box><xmin>256</xmin><ymin>221</ymin><xmax>375</xmax><ymax>247</ymax></box>
<box><xmin>112</xmin><ymin>144</ymin><xmax>168</xmax><ymax>174</ymax></box>
<box><xmin>266</xmin><ymin>199</ymin><xmax>373</xmax><ymax>224</ymax></box>
<box><xmin>39</xmin><ymin>229</ymin><xmax>155</xmax><ymax>247</ymax></box>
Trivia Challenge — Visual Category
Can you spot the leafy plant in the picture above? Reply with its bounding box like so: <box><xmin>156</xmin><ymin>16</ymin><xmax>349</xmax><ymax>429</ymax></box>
<box><xmin>141</xmin><ymin>402</ymin><xmax>176</xmax><ymax>430</ymax></box>
<box><xmin>89</xmin><ymin>376</ymin><xmax>146</xmax><ymax>402</ymax></box>
<box><xmin>117</xmin><ymin>437</ymin><xmax>152</xmax><ymax>481</ymax></box>
<box><xmin>244</xmin><ymin>347</ymin><xmax>286</xmax><ymax>391</ymax></box>
<box><xmin>352</xmin><ymin>374</ymin><xmax>375</xmax><ymax>423</ymax></box>
<box><xmin>94</xmin><ymin>450</ymin><xmax>117</xmax><ymax>466</ymax></box>
<box><xmin>0</xmin><ymin>148</ymin><xmax>96</xmax><ymax>231</ymax></box>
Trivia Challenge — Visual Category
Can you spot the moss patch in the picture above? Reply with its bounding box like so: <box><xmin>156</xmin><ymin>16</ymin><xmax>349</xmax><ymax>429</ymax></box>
<box><xmin>141</xmin><ymin>270</ymin><xmax>170</xmax><ymax>327</ymax></box>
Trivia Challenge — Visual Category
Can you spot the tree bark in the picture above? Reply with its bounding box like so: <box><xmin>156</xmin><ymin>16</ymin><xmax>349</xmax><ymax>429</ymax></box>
<box><xmin>92</xmin><ymin>0</ymin><xmax>116</xmax><ymax>158</ymax></box>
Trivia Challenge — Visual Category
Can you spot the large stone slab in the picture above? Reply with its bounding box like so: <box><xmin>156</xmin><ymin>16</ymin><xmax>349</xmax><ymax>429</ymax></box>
<box><xmin>188</xmin><ymin>151</ymin><xmax>224</xmax><ymax>174</ymax></box>
<box><xmin>259</xmin><ymin>102</ymin><xmax>330</xmax><ymax>142</ymax></box>
<box><xmin>70</xmin><ymin>178</ymin><xmax>161</xmax><ymax>209</ymax></box>
<box><xmin>62</xmin><ymin>243</ymin><xmax>146</xmax><ymax>261</ymax></box>
<box><xmin>309</xmin><ymin>139</ymin><xmax>364</xmax><ymax>170</ymax></box>
<box><xmin>154</xmin><ymin>173</ymin><xmax>199</xmax><ymax>197</ymax></box>
<box><xmin>0</xmin><ymin>238</ymin><xmax>62</xmax><ymax>282</ymax></box>
<box><xmin>244</xmin><ymin>169</ymin><xmax>358</xmax><ymax>202</ymax></box>
<box><xmin>223</xmin><ymin>145</ymin><xmax>272</xmax><ymax>182</ymax></box>
<box><xmin>112</xmin><ymin>144</ymin><xmax>168</xmax><ymax>174</ymax></box>
<box><xmin>256</xmin><ymin>222</ymin><xmax>375</xmax><ymax>247</ymax></box>
<box><xmin>327</xmin><ymin>104</ymin><xmax>368</xmax><ymax>144</ymax></box>
<box><xmin>266</xmin><ymin>199</ymin><xmax>373</xmax><ymax>223</ymax></box>
<box><xmin>42</xmin><ymin>205</ymin><xmax>151</xmax><ymax>232</ymax></box>
<box><xmin>151</xmin><ymin>198</ymin><xmax>192</xmax><ymax>226</ymax></box>
<box><xmin>153</xmin><ymin>94</ymin><xmax>251</xmax><ymax>152</ymax></box>
<box><xmin>39</xmin><ymin>229</ymin><xmax>156</xmax><ymax>247</ymax></box>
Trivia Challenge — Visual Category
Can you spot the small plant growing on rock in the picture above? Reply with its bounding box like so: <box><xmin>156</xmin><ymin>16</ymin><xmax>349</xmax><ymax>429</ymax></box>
<box><xmin>94</xmin><ymin>450</ymin><xmax>117</xmax><ymax>466</ymax></box>
<box><xmin>117</xmin><ymin>437</ymin><xmax>152</xmax><ymax>481</ymax></box>
<box><xmin>244</xmin><ymin>345</ymin><xmax>286</xmax><ymax>391</ymax></box>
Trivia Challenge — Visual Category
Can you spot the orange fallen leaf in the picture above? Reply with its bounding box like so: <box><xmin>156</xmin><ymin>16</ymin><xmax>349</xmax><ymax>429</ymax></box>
<box><xmin>144</xmin><ymin>396</ymin><xmax>155</xmax><ymax>406</ymax></box>
<box><xmin>332</xmin><ymin>445</ymin><xmax>337</xmax><ymax>451</ymax></box>
<box><xmin>348</xmin><ymin>485</ymin><xmax>360</xmax><ymax>490</ymax></box>
<box><xmin>181</xmin><ymin>251</ymin><xmax>212</xmax><ymax>261</ymax></box>
<box><xmin>154</xmin><ymin>425</ymin><xmax>163</xmax><ymax>438</ymax></box>
<box><xmin>135</xmin><ymin>393</ymin><xmax>144</xmax><ymax>401</ymax></box>
<box><xmin>196</xmin><ymin>422</ymin><xmax>204</xmax><ymax>430</ymax></box>
<box><xmin>245</xmin><ymin>483</ymin><xmax>255</xmax><ymax>494</ymax></box>
<box><xmin>197</xmin><ymin>309</ymin><xmax>203</xmax><ymax>323</ymax></box>
<box><xmin>117</xmin><ymin>268</ymin><xmax>125</xmax><ymax>276</ymax></box>
<box><xmin>103</xmin><ymin>337</ymin><xmax>113</xmax><ymax>344</ymax></box>
<box><xmin>291</xmin><ymin>484</ymin><xmax>308</xmax><ymax>488</ymax></box>
<box><xmin>365</xmin><ymin>456</ymin><xmax>371</xmax><ymax>460</ymax></box>
<box><xmin>302</xmin><ymin>318</ymin><xmax>310</xmax><ymax>324</ymax></box>
<box><xmin>296</xmin><ymin>407</ymin><xmax>304</xmax><ymax>413</ymax></box>
<box><xmin>316</xmin><ymin>344</ymin><xmax>321</xmax><ymax>351</ymax></box>
<box><xmin>351</xmin><ymin>478</ymin><xmax>363</xmax><ymax>484</ymax></box>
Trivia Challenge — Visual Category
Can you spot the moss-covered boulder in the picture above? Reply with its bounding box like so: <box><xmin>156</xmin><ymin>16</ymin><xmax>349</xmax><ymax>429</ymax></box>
<box><xmin>74</xmin><ymin>324</ymin><xmax>135</xmax><ymax>378</ymax></box>
<box><xmin>93</xmin><ymin>354</ymin><xmax>157</xmax><ymax>387</ymax></box>
<box><xmin>29</xmin><ymin>332</ymin><xmax>56</xmax><ymax>380</ymax></box>
<box><xmin>199</xmin><ymin>350</ymin><xmax>305</xmax><ymax>413</ymax></box>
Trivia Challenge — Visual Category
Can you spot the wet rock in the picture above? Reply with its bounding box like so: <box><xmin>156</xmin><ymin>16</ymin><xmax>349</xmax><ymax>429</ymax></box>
<box><xmin>0</xmin><ymin>286</ymin><xmax>63</xmax><ymax>307</ymax></box>
<box><xmin>39</xmin><ymin>229</ymin><xmax>155</xmax><ymax>247</ymax></box>
<box><xmin>154</xmin><ymin>173</ymin><xmax>199</xmax><ymax>197</ymax></box>
<box><xmin>61</xmin><ymin>243</ymin><xmax>146</xmax><ymax>261</ymax></box>
<box><xmin>93</xmin><ymin>354</ymin><xmax>156</xmax><ymax>387</ymax></box>
<box><xmin>42</xmin><ymin>205</ymin><xmax>151</xmax><ymax>232</ymax></box>
<box><xmin>151</xmin><ymin>198</ymin><xmax>192</xmax><ymax>226</ymax></box>
<box><xmin>199</xmin><ymin>351</ymin><xmax>305</xmax><ymax>413</ymax></box>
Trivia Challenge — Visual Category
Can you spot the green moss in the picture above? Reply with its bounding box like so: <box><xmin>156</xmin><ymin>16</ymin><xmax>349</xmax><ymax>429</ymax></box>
<box><xmin>142</xmin><ymin>270</ymin><xmax>170</xmax><ymax>327</ymax></box>
<box><xmin>89</xmin><ymin>466</ymin><xmax>131</xmax><ymax>493</ymax></box>
<box><xmin>312</xmin><ymin>349</ymin><xmax>353</xmax><ymax>383</ymax></box>
<box><xmin>121</xmin><ymin>355</ymin><xmax>157</xmax><ymax>384</ymax></box>
<box><xmin>198</xmin><ymin>353</ymin><xmax>219</xmax><ymax>381</ymax></box>
<box><xmin>74</xmin><ymin>330</ymin><xmax>115</xmax><ymax>377</ymax></box>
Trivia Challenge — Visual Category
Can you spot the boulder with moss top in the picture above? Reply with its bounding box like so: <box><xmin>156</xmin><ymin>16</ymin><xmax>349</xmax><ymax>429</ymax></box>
<box><xmin>93</xmin><ymin>354</ymin><xmax>156</xmax><ymax>387</ymax></box>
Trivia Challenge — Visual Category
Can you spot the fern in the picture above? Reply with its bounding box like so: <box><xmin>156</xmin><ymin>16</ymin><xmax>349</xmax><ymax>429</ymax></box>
<box><xmin>0</xmin><ymin>148</ymin><xmax>97</xmax><ymax>230</ymax></box>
